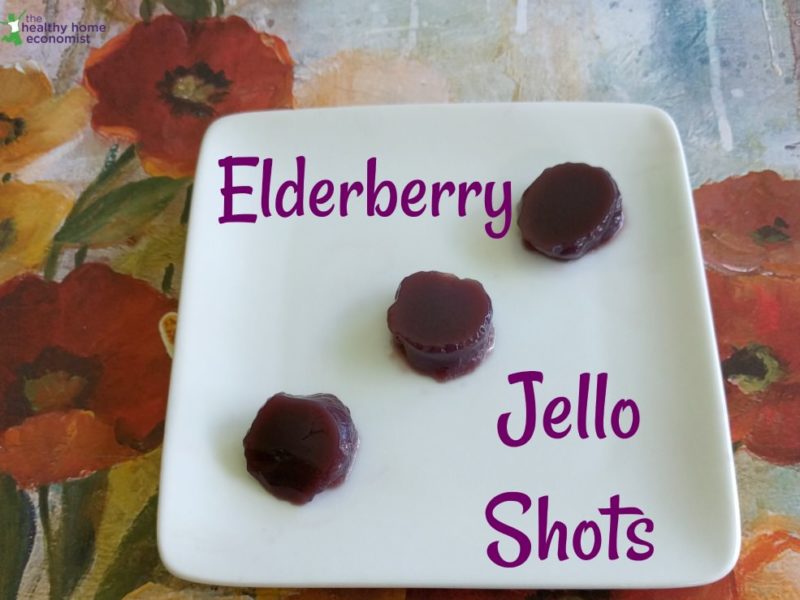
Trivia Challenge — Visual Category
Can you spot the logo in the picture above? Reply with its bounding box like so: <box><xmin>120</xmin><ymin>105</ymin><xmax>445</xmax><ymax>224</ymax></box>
<box><xmin>1</xmin><ymin>10</ymin><xmax>25</xmax><ymax>45</ymax></box>
<box><xmin>0</xmin><ymin>10</ymin><xmax>106</xmax><ymax>45</ymax></box>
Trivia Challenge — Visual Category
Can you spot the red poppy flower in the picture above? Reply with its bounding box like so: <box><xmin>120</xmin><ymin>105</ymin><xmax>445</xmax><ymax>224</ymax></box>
<box><xmin>707</xmin><ymin>270</ymin><xmax>799</xmax><ymax>386</ymax></box>
<box><xmin>0</xmin><ymin>263</ymin><xmax>175</xmax><ymax>487</ymax></box>
<box><xmin>695</xmin><ymin>171</ymin><xmax>800</xmax><ymax>277</ymax></box>
<box><xmin>83</xmin><ymin>15</ymin><xmax>294</xmax><ymax>178</ymax></box>
<box><xmin>706</xmin><ymin>269</ymin><xmax>800</xmax><ymax>464</ymax></box>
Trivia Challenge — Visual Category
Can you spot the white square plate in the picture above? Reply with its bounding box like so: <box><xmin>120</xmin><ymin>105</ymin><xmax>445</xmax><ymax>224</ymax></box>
<box><xmin>158</xmin><ymin>103</ymin><xmax>739</xmax><ymax>588</ymax></box>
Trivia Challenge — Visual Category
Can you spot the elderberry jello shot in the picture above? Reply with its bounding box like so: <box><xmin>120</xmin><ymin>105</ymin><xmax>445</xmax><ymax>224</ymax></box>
<box><xmin>518</xmin><ymin>163</ymin><xmax>623</xmax><ymax>260</ymax></box>
<box><xmin>243</xmin><ymin>393</ymin><xmax>358</xmax><ymax>505</ymax></box>
<box><xmin>387</xmin><ymin>271</ymin><xmax>494</xmax><ymax>380</ymax></box>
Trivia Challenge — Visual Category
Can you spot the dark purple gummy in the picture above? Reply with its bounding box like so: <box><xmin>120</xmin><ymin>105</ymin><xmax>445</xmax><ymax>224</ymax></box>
<box><xmin>387</xmin><ymin>271</ymin><xmax>494</xmax><ymax>380</ymax></box>
<box><xmin>243</xmin><ymin>393</ymin><xmax>358</xmax><ymax>505</ymax></box>
<box><xmin>518</xmin><ymin>163</ymin><xmax>624</xmax><ymax>260</ymax></box>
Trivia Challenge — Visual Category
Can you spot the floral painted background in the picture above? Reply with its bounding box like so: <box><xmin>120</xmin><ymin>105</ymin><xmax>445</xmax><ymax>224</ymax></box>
<box><xmin>0</xmin><ymin>0</ymin><xmax>798</xmax><ymax>598</ymax></box>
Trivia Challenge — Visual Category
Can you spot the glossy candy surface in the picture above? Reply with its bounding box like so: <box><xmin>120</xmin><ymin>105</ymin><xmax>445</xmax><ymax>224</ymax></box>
<box><xmin>518</xmin><ymin>163</ymin><xmax>623</xmax><ymax>260</ymax></box>
<box><xmin>387</xmin><ymin>271</ymin><xmax>494</xmax><ymax>380</ymax></box>
<box><xmin>243</xmin><ymin>393</ymin><xmax>358</xmax><ymax>505</ymax></box>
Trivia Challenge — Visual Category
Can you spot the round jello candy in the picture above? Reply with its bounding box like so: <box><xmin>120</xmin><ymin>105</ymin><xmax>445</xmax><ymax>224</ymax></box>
<box><xmin>387</xmin><ymin>271</ymin><xmax>494</xmax><ymax>380</ymax></box>
<box><xmin>243</xmin><ymin>393</ymin><xmax>358</xmax><ymax>505</ymax></box>
<box><xmin>518</xmin><ymin>162</ymin><xmax>623</xmax><ymax>260</ymax></box>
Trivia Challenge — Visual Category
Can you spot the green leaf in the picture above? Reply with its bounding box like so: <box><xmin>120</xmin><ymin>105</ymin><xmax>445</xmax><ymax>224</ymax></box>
<box><xmin>180</xmin><ymin>183</ymin><xmax>193</xmax><ymax>225</ymax></box>
<box><xmin>55</xmin><ymin>177</ymin><xmax>187</xmax><ymax>246</ymax></box>
<box><xmin>100</xmin><ymin>144</ymin><xmax>119</xmax><ymax>176</ymax></box>
<box><xmin>70</xmin><ymin>146</ymin><xmax>137</xmax><ymax>218</ymax></box>
<box><xmin>0</xmin><ymin>475</ymin><xmax>34</xmax><ymax>599</ymax></box>
<box><xmin>139</xmin><ymin>0</ymin><xmax>157</xmax><ymax>21</ymax></box>
<box><xmin>74</xmin><ymin>245</ymin><xmax>89</xmax><ymax>269</ymax></box>
<box><xmin>41</xmin><ymin>472</ymin><xmax>109</xmax><ymax>600</ymax></box>
<box><xmin>161</xmin><ymin>262</ymin><xmax>175</xmax><ymax>294</ymax></box>
<box><xmin>46</xmin><ymin>145</ymin><xmax>138</xmax><ymax>277</ymax></box>
<box><xmin>94</xmin><ymin>494</ymin><xmax>160</xmax><ymax>600</ymax></box>
<box><xmin>43</xmin><ymin>242</ymin><xmax>63</xmax><ymax>281</ymax></box>
<box><xmin>0</xmin><ymin>218</ymin><xmax>17</xmax><ymax>253</ymax></box>
<box><xmin>162</xmin><ymin>0</ymin><xmax>212</xmax><ymax>20</ymax></box>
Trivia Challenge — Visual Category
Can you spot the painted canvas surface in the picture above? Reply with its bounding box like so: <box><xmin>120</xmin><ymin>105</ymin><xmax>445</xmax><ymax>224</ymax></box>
<box><xmin>0</xmin><ymin>0</ymin><xmax>798</xmax><ymax>598</ymax></box>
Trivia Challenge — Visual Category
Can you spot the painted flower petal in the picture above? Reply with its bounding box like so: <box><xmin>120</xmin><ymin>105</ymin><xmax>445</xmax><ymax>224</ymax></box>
<box><xmin>0</xmin><ymin>65</ymin><xmax>92</xmax><ymax>173</ymax></box>
<box><xmin>0</xmin><ymin>263</ymin><xmax>176</xmax><ymax>485</ymax></box>
<box><xmin>84</xmin><ymin>15</ymin><xmax>294</xmax><ymax>178</ymax></box>
<box><xmin>0</xmin><ymin>64</ymin><xmax>52</xmax><ymax>114</ymax></box>
<box><xmin>744</xmin><ymin>384</ymin><xmax>800</xmax><ymax>465</ymax></box>
<box><xmin>55</xmin><ymin>264</ymin><xmax>176</xmax><ymax>444</ymax></box>
<box><xmin>0</xmin><ymin>274</ymin><xmax>60</xmax><ymax>375</ymax></box>
<box><xmin>0</xmin><ymin>181</ymin><xmax>72</xmax><ymax>284</ymax></box>
<box><xmin>707</xmin><ymin>269</ymin><xmax>800</xmax><ymax>385</ymax></box>
<box><xmin>84</xmin><ymin>16</ymin><xmax>191</xmax><ymax>142</ymax></box>
<box><xmin>158</xmin><ymin>312</ymin><xmax>177</xmax><ymax>358</ymax></box>
<box><xmin>725</xmin><ymin>381</ymin><xmax>762</xmax><ymax>444</ymax></box>
<box><xmin>0</xmin><ymin>86</ymin><xmax>93</xmax><ymax>173</ymax></box>
<box><xmin>735</xmin><ymin>516</ymin><xmax>800</xmax><ymax>599</ymax></box>
<box><xmin>0</xmin><ymin>410</ymin><xmax>137</xmax><ymax>488</ymax></box>
<box><xmin>696</xmin><ymin>171</ymin><xmax>800</xmax><ymax>277</ymax></box>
